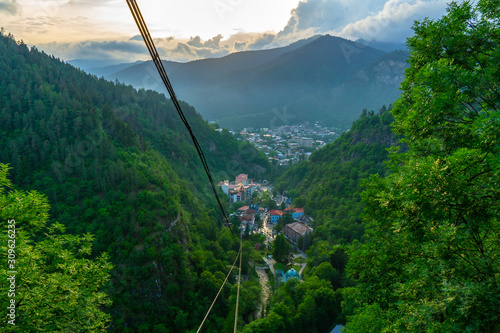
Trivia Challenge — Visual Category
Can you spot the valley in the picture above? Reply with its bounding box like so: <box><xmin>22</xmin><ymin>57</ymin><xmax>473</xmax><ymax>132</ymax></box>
<box><xmin>1</xmin><ymin>1</ymin><xmax>499</xmax><ymax>331</ymax></box>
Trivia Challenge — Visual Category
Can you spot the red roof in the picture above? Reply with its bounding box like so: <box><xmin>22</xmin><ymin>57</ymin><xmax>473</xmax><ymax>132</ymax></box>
<box><xmin>270</xmin><ymin>210</ymin><xmax>283</xmax><ymax>216</ymax></box>
<box><xmin>285</xmin><ymin>207</ymin><xmax>304</xmax><ymax>213</ymax></box>
<box><xmin>247</xmin><ymin>209</ymin><xmax>257</xmax><ymax>215</ymax></box>
<box><xmin>238</xmin><ymin>206</ymin><xmax>250</xmax><ymax>211</ymax></box>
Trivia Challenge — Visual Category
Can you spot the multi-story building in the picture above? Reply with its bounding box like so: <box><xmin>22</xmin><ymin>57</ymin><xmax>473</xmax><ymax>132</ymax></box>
<box><xmin>219</xmin><ymin>174</ymin><xmax>261</xmax><ymax>204</ymax></box>
<box><xmin>284</xmin><ymin>222</ymin><xmax>313</xmax><ymax>243</ymax></box>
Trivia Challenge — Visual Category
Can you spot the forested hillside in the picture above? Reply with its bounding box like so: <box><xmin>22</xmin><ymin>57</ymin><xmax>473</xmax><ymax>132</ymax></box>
<box><xmin>344</xmin><ymin>1</ymin><xmax>500</xmax><ymax>331</ymax></box>
<box><xmin>274</xmin><ymin>1</ymin><xmax>500</xmax><ymax>332</ymax></box>
<box><xmin>0</xmin><ymin>31</ymin><xmax>269</xmax><ymax>332</ymax></box>
<box><xmin>241</xmin><ymin>107</ymin><xmax>399</xmax><ymax>332</ymax></box>
<box><xmin>277</xmin><ymin>106</ymin><xmax>398</xmax><ymax>244</ymax></box>
<box><xmin>285</xmin><ymin>50</ymin><xmax>409</xmax><ymax>128</ymax></box>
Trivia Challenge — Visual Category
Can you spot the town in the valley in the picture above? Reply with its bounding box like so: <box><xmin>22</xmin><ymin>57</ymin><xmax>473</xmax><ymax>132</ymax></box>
<box><xmin>220</xmin><ymin>122</ymin><xmax>342</xmax><ymax>166</ymax></box>
<box><xmin>218</xmin><ymin>173</ymin><xmax>313</xmax><ymax>284</ymax></box>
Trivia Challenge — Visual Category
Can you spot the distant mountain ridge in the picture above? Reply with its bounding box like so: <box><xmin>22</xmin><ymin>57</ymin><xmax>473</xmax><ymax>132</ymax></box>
<box><xmin>103</xmin><ymin>35</ymin><xmax>408</xmax><ymax>129</ymax></box>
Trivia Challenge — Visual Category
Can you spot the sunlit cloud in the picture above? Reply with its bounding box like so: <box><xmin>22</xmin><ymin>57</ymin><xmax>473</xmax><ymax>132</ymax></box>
<box><xmin>0</xmin><ymin>0</ymin><xmax>450</xmax><ymax>63</ymax></box>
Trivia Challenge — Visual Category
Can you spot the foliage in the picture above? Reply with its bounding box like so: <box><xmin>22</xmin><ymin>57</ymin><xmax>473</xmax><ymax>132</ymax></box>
<box><xmin>273</xmin><ymin>235</ymin><xmax>294</xmax><ymax>266</ymax></box>
<box><xmin>243</xmin><ymin>277</ymin><xmax>343</xmax><ymax>333</ymax></box>
<box><xmin>0</xmin><ymin>164</ymin><xmax>112</xmax><ymax>331</ymax></box>
<box><xmin>252</xmin><ymin>191</ymin><xmax>276</xmax><ymax>210</ymax></box>
<box><xmin>345</xmin><ymin>1</ymin><xmax>500</xmax><ymax>331</ymax></box>
<box><xmin>277</xmin><ymin>107</ymin><xmax>396</xmax><ymax>245</ymax></box>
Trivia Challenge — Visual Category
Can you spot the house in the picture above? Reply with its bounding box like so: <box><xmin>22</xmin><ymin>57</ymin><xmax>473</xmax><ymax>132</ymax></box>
<box><xmin>269</xmin><ymin>210</ymin><xmax>283</xmax><ymax>223</ymax></box>
<box><xmin>237</xmin><ymin>206</ymin><xmax>258</xmax><ymax>216</ymax></box>
<box><xmin>229</xmin><ymin>188</ymin><xmax>245</xmax><ymax>204</ymax></box>
<box><xmin>291</xmin><ymin>207</ymin><xmax>304</xmax><ymax>220</ymax></box>
<box><xmin>284</xmin><ymin>207</ymin><xmax>305</xmax><ymax>220</ymax></box>
<box><xmin>218</xmin><ymin>180</ymin><xmax>232</xmax><ymax>195</ymax></box>
<box><xmin>294</xmin><ymin>137</ymin><xmax>314</xmax><ymax>148</ymax></box>
<box><xmin>240</xmin><ymin>214</ymin><xmax>255</xmax><ymax>233</ymax></box>
<box><xmin>246</xmin><ymin>209</ymin><xmax>258</xmax><ymax>216</ymax></box>
<box><xmin>284</xmin><ymin>222</ymin><xmax>313</xmax><ymax>243</ymax></box>
<box><xmin>237</xmin><ymin>206</ymin><xmax>250</xmax><ymax>213</ymax></box>
<box><xmin>330</xmin><ymin>325</ymin><xmax>344</xmax><ymax>333</ymax></box>
<box><xmin>229</xmin><ymin>182</ymin><xmax>247</xmax><ymax>204</ymax></box>
<box><xmin>240</xmin><ymin>214</ymin><xmax>254</xmax><ymax>223</ymax></box>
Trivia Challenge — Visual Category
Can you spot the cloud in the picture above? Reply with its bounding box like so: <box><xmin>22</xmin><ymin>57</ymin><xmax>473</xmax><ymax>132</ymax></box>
<box><xmin>278</xmin><ymin>0</ymin><xmax>387</xmax><ymax>38</ymax></box>
<box><xmin>276</xmin><ymin>0</ymin><xmax>448</xmax><ymax>43</ymax></box>
<box><xmin>187</xmin><ymin>34</ymin><xmax>224</xmax><ymax>49</ymax></box>
<box><xmin>279</xmin><ymin>0</ymin><xmax>347</xmax><ymax>37</ymax></box>
<box><xmin>246</xmin><ymin>33</ymin><xmax>277</xmax><ymax>50</ymax></box>
<box><xmin>0</xmin><ymin>0</ymin><xmax>18</xmax><ymax>14</ymax></box>
<box><xmin>338</xmin><ymin>0</ymin><xmax>449</xmax><ymax>42</ymax></box>
<box><xmin>39</xmin><ymin>39</ymin><xmax>149</xmax><ymax>62</ymax></box>
<box><xmin>129</xmin><ymin>35</ymin><xmax>143</xmax><ymax>42</ymax></box>
<box><xmin>28</xmin><ymin>0</ymin><xmax>450</xmax><ymax>64</ymax></box>
<box><xmin>39</xmin><ymin>35</ymin><xmax>235</xmax><ymax>63</ymax></box>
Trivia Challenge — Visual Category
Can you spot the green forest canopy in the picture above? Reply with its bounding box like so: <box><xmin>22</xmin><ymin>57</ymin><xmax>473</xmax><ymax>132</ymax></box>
<box><xmin>344</xmin><ymin>1</ymin><xmax>500</xmax><ymax>331</ymax></box>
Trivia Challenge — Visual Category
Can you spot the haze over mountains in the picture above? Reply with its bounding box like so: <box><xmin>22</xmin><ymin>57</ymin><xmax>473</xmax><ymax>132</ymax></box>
<box><xmin>78</xmin><ymin>35</ymin><xmax>408</xmax><ymax>130</ymax></box>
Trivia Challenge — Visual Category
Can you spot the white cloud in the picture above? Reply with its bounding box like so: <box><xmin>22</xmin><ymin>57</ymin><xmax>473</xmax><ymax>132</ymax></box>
<box><xmin>338</xmin><ymin>0</ymin><xmax>449</xmax><ymax>42</ymax></box>
<box><xmin>278</xmin><ymin>0</ymin><xmax>388</xmax><ymax>38</ymax></box>
<box><xmin>3</xmin><ymin>0</ymin><xmax>450</xmax><ymax>63</ymax></box>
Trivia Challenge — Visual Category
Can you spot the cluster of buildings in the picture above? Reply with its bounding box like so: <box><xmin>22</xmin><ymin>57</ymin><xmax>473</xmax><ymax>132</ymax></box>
<box><xmin>269</xmin><ymin>207</ymin><xmax>314</xmax><ymax>244</ymax></box>
<box><xmin>218</xmin><ymin>174</ymin><xmax>261</xmax><ymax>204</ymax></box>
<box><xmin>269</xmin><ymin>207</ymin><xmax>305</xmax><ymax>223</ymax></box>
<box><xmin>237</xmin><ymin>204</ymin><xmax>264</xmax><ymax>233</ymax></box>
<box><xmin>234</xmin><ymin>122</ymin><xmax>341</xmax><ymax>166</ymax></box>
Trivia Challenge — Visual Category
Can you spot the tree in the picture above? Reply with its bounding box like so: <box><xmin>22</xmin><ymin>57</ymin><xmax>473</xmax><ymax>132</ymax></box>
<box><xmin>345</xmin><ymin>1</ymin><xmax>500</xmax><ymax>331</ymax></box>
<box><xmin>231</xmin><ymin>214</ymin><xmax>241</xmax><ymax>235</ymax></box>
<box><xmin>298</xmin><ymin>232</ymin><xmax>312</xmax><ymax>251</ymax></box>
<box><xmin>240</xmin><ymin>312</ymin><xmax>285</xmax><ymax>333</ymax></box>
<box><xmin>0</xmin><ymin>164</ymin><xmax>112</xmax><ymax>331</ymax></box>
<box><xmin>254</xmin><ymin>214</ymin><xmax>262</xmax><ymax>230</ymax></box>
<box><xmin>273</xmin><ymin>235</ymin><xmax>293</xmax><ymax>266</ymax></box>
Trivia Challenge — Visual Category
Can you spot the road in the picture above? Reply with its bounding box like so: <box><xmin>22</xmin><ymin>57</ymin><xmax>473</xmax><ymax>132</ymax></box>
<box><xmin>258</xmin><ymin>213</ymin><xmax>274</xmax><ymax>244</ymax></box>
<box><xmin>262</xmin><ymin>256</ymin><xmax>276</xmax><ymax>275</ymax></box>
<box><xmin>294</xmin><ymin>252</ymin><xmax>307</xmax><ymax>276</ymax></box>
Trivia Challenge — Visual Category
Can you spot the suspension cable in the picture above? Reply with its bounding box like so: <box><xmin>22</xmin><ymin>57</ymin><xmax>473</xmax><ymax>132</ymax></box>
<box><xmin>125</xmin><ymin>0</ymin><xmax>234</xmax><ymax>236</ymax></box>
<box><xmin>196</xmin><ymin>244</ymin><xmax>242</xmax><ymax>333</ymax></box>
<box><xmin>234</xmin><ymin>235</ymin><xmax>243</xmax><ymax>332</ymax></box>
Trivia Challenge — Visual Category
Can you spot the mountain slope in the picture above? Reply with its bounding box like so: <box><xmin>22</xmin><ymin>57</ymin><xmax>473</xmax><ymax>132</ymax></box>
<box><xmin>276</xmin><ymin>107</ymin><xmax>399</xmax><ymax>244</ymax></box>
<box><xmin>245</xmin><ymin>108</ymin><xmax>400</xmax><ymax>332</ymax></box>
<box><xmin>285</xmin><ymin>50</ymin><xmax>409</xmax><ymax>128</ymax></box>
<box><xmin>0</xmin><ymin>32</ymin><xmax>267</xmax><ymax>332</ymax></box>
<box><xmin>86</xmin><ymin>60</ymin><xmax>145</xmax><ymax>77</ymax></box>
<box><xmin>108</xmin><ymin>35</ymin><xmax>321</xmax><ymax>93</ymax></box>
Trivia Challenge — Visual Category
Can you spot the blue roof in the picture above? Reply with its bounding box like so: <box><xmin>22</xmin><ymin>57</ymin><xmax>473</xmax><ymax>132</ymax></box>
<box><xmin>282</xmin><ymin>268</ymin><xmax>301</xmax><ymax>282</ymax></box>
<box><xmin>330</xmin><ymin>325</ymin><xmax>344</xmax><ymax>333</ymax></box>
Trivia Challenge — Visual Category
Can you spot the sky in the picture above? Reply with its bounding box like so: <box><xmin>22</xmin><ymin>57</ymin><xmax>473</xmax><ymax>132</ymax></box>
<box><xmin>0</xmin><ymin>0</ymin><xmax>450</xmax><ymax>64</ymax></box>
